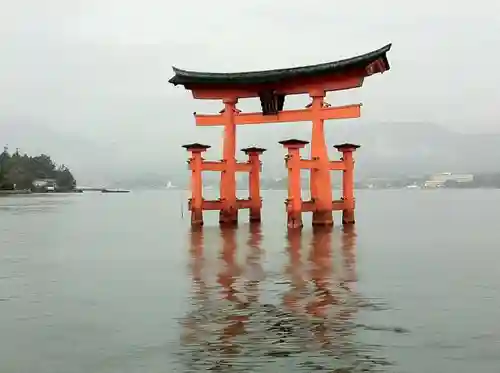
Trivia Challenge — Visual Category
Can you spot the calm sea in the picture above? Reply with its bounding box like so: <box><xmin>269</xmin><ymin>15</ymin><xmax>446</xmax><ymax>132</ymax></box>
<box><xmin>1</xmin><ymin>190</ymin><xmax>499</xmax><ymax>373</ymax></box>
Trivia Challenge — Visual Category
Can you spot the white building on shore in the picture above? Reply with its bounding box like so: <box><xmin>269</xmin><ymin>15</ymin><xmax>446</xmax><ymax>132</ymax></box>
<box><xmin>32</xmin><ymin>178</ymin><xmax>57</xmax><ymax>191</ymax></box>
<box><xmin>424</xmin><ymin>173</ymin><xmax>473</xmax><ymax>188</ymax></box>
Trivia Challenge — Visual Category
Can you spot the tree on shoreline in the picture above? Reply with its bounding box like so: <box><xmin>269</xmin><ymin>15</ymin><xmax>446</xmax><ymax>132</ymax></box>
<box><xmin>0</xmin><ymin>146</ymin><xmax>76</xmax><ymax>191</ymax></box>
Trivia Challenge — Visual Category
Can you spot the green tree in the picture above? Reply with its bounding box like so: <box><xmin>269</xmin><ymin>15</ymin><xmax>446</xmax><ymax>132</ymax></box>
<box><xmin>0</xmin><ymin>146</ymin><xmax>76</xmax><ymax>191</ymax></box>
<box><xmin>0</xmin><ymin>146</ymin><xmax>13</xmax><ymax>189</ymax></box>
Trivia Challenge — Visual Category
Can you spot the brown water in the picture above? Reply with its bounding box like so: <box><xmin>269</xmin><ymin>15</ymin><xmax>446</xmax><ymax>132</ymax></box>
<box><xmin>1</xmin><ymin>190</ymin><xmax>500</xmax><ymax>372</ymax></box>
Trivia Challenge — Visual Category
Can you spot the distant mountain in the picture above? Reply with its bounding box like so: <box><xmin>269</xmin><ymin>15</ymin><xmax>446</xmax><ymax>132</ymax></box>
<box><xmin>254</xmin><ymin>121</ymin><xmax>500</xmax><ymax>178</ymax></box>
<box><xmin>324</xmin><ymin>122</ymin><xmax>500</xmax><ymax>177</ymax></box>
<box><xmin>2</xmin><ymin>116</ymin><xmax>498</xmax><ymax>187</ymax></box>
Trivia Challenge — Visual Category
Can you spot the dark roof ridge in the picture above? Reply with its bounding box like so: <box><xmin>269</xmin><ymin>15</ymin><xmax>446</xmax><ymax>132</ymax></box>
<box><xmin>169</xmin><ymin>43</ymin><xmax>391</xmax><ymax>86</ymax></box>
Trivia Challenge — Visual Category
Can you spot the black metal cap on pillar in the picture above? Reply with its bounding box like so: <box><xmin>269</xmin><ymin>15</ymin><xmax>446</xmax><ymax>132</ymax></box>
<box><xmin>333</xmin><ymin>143</ymin><xmax>360</xmax><ymax>151</ymax></box>
<box><xmin>181</xmin><ymin>143</ymin><xmax>211</xmax><ymax>151</ymax></box>
<box><xmin>278</xmin><ymin>139</ymin><xmax>310</xmax><ymax>146</ymax></box>
<box><xmin>241</xmin><ymin>146</ymin><xmax>267</xmax><ymax>154</ymax></box>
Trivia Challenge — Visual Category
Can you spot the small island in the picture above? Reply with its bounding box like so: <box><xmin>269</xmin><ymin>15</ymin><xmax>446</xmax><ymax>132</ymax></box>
<box><xmin>0</xmin><ymin>146</ymin><xmax>78</xmax><ymax>194</ymax></box>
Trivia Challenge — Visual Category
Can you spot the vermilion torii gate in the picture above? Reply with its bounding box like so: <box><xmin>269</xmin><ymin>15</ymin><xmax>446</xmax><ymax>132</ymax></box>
<box><xmin>170</xmin><ymin>44</ymin><xmax>392</xmax><ymax>227</ymax></box>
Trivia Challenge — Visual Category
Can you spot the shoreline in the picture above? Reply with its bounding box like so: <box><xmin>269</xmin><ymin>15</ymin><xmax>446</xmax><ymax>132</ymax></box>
<box><xmin>0</xmin><ymin>190</ymin><xmax>83</xmax><ymax>196</ymax></box>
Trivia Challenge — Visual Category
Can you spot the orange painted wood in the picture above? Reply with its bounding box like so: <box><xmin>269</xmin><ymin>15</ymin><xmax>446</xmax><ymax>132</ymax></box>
<box><xmin>219</xmin><ymin>100</ymin><xmax>238</xmax><ymax>223</ymax></box>
<box><xmin>200</xmin><ymin>200</ymin><xmax>222</xmax><ymax>210</ymax></box>
<box><xmin>247</xmin><ymin>153</ymin><xmax>262</xmax><ymax>221</ymax></box>
<box><xmin>301</xmin><ymin>200</ymin><xmax>346</xmax><ymax>212</ymax></box>
<box><xmin>200</xmin><ymin>199</ymin><xmax>252</xmax><ymax>210</ymax></box>
<box><xmin>199</xmin><ymin>161</ymin><xmax>224</xmax><ymax>171</ymax></box>
<box><xmin>189</xmin><ymin>75</ymin><xmax>364</xmax><ymax>100</ymax></box>
<box><xmin>190</xmin><ymin>153</ymin><xmax>203</xmax><ymax>211</ymax></box>
<box><xmin>332</xmin><ymin>200</ymin><xmax>347</xmax><ymax>211</ymax></box>
<box><xmin>329</xmin><ymin>161</ymin><xmax>346</xmax><ymax>170</ymax></box>
<box><xmin>298</xmin><ymin>160</ymin><xmax>346</xmax><ymax>170</ymax></box>
<box><xmin>309</xmin><ymin>96</ymin><xmax>333</xmax><ymax>224</ymax></box>
<box><xmin>284</xmin><ymin>148</ymin><xmax>303</xmax><ymax>228</ymax></box>
<box><xmin>236</xmin><ymin>199</ymin><xmax>252</xmax><ymax>209</ymax></box>
<box><xmin>195</xmin><ymin>104</ymin><xmax>361</xmax><ymax>127</ymax></box>
<box><xmin>236</xmin><ymin>163</ymin><xmax>252</xmax><ymax>172</ymax></box>
<box><xmin>198</xmin><ymin>161</ymin><xmax>252</xmax><ymax>172</ymax></box>
<box><xmin>341</xmin><ymin>151</ymin><xmax>355</xmax><ymax>209</ymax></box>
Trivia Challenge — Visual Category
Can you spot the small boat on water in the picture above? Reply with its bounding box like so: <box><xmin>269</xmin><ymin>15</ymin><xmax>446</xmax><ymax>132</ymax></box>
<box><xmin>101</xmin><ymin>189</ymin><xmax>130</xmax><ymax>193</ymax></box>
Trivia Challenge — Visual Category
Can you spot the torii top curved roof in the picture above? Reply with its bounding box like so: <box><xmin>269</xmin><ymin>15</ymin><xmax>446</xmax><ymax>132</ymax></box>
<box><xmin>169</xmin><ymin>44</ymin><xmax>391</xmax><ymax>87</ymax></box>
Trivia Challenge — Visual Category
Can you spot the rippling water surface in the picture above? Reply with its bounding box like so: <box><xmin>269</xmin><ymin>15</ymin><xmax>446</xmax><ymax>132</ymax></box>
<box><xmin>1</xmin><ymin>190</ymin><xmax>500</xmax><ymax>372</ymax></box>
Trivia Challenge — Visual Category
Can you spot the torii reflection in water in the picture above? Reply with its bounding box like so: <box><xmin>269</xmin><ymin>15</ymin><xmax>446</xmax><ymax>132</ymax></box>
<box><xmin>283</xmin><ymin>225</ymin><xmax>358</xmax><ymax>350</ymax></box>
<box><xmin>216</xmin><ymin>224</ymin><xmax>264</xmax><ymax>355</ymax></box>
<box><xmin>180</xmin><ymin>224</ymin><xmax>264</xmax><ymax>361</ymax></box>
<box><xmin>178</xmin><ymin>224</ymin><xmax>390</xmax><ymax>372</ymax></box>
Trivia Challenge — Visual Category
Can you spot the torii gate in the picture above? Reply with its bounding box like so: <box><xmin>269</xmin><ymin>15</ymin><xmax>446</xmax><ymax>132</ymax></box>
<box><xmin>170</xmin><ymin>44</ymin><xmax>392</xmax><ymax>227</ymax></box>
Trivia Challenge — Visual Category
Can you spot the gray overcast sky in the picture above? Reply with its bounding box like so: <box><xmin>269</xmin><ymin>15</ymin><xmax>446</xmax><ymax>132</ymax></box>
<box><xmin>1</xmin><ymin>0</ymin><xmax>500</xmax><ymax>182</ymax></box>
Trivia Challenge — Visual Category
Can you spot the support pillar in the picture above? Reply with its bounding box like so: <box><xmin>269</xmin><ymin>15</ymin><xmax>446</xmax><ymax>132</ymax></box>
<box><xmin>309</xmin><ymin>91</ymin><xmax>334</xmax><ymax>226</ymax></box>
<box><xmin>182</xmin><ymin>143</ymin><xmax>211</xmax><ymax>226</ymax></box>
<box><xmin>219</xmin><ymin>98</ymin><xmax>239</xmax><ymax>226</ymax></box>
<box><xmin>334</xmin><ymin>143</ymin><xmax>360</xmax><ymax>225</ymax></box>
<box><xmin>241</xmin><ymin>147</ymin><xmax>266</xmax><ymax>223</ymax></box>
<box><xmin>279</xmin><ymin>139</ymin><xmax>309</xmax><ymax>229</ymax></box>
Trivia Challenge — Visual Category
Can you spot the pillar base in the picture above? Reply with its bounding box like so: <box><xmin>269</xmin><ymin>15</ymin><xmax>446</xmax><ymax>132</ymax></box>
<box><xmin>191</xmin><ymin>209</ymin><xmax>204</xmax><ymax>227</ymax></box>
<box><xmin>249</xmin><ymin>209</ymin><xmax>262</xmax><ymax>223</ymax></box>
<box><xmin>342</xmin><ymin>209</ymin><xmax>355</xmax><ymax>225</ymax></box>
<box><xmin>312</xmin><ymin>210</ymin><xmax>334</xmax><ymax>226</ymax></box>
<box><xmin>287</xmin><ymin>211</ymin><xmax>303</xmax><ymax>229</ymax></box>
<box><xmin>219</xmin><ymin>209</ymin><xmax>238</xmax><ymax>226</ymax></box>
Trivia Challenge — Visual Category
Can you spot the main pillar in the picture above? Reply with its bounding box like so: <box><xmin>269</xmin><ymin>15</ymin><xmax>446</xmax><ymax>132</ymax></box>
<box><xmin>309</xmin><ymin>91</ymin><xmax>334</xmax><ymax>226</ymax></box>
<box><xmin>219</xmin><ymin>98</ymin><xmax>239</xmax><ymax>226</ymax></box>
<box><xmin>182</xmin><ymin>143</ymin><xmax>211</xmax><ymax>226</ymax></box>
<box><xmin>241</xmin><ymin>147</ymin><xmax>266</xmax><ymax>223</ymax></box>
<box><xmin>279</xmin><ymin>139</ymin><xmax>308</xmax><ymax>229</ymax></box>
<box><xmin>334</xmin><ymin>143</ymin><xmax>360</xmax><ymax>224</ymax></box>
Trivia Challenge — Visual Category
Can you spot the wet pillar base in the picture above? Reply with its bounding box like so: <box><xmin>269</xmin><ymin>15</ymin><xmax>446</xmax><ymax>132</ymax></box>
<box><xmin>191</xmin><ymin>209</ymin><xmax>203</xmax><ymax>227</ymax></box>
<box><xmin>287</xmin><ymin>211</ymin><xmax>303</xmax><ymax>229</ymax></box>
<box><xmin>249</xmin><ymin>209</ymin><xmax>262</xmax><ymax>223</ymax></box>
<box><xmin>342</xmin><ymin>209</ymin><xmax>355</xmax><ymax>225</ymax></box>
<box><xmin>312</xmin><ymin>210</ymin><xmax>334</xmax><ymax>226</ymax></box>
<box><xmin>219</xmin><ymin>209</ymin><xmax>238</xmax><ymax>226</ymax></box>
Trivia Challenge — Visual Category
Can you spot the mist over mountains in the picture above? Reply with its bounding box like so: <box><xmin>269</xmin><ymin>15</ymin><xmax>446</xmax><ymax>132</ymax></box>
<box><xmin>0</xmin><ymin>117</ymin><xmax>138</xmax><ymax>186</ymax></box>
<box><xmin>2</xmin><ymin>117</ymin><xmax>498</xmax><ymax>187</ymax></box>
<box><xmin>326</xmin><ymin>121</ymin><xmax>500</xmax><ymax>177</ymax></box>
<box><xmin>244</xmin><ymin>121</ymin><xmax>500</xmax><ymax>179</ymax></box>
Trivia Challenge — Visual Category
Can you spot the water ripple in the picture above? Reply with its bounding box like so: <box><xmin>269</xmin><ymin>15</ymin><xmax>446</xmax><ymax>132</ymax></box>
<box><xmin>174</xmin><ymin>225</ymin><xmax>405</xmax><ymax>372</ymax></box>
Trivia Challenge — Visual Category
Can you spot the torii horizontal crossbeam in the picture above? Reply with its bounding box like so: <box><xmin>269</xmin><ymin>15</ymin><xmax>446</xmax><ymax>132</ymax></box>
<box><xmin>195</xmin><ymin>104</ymin><xmax>361</xmax><ymax>127</ymax></box>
